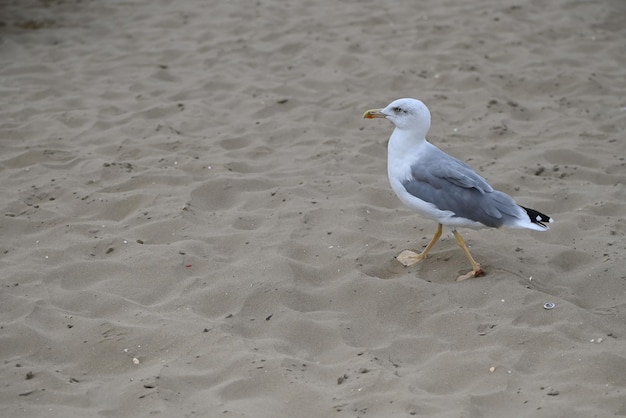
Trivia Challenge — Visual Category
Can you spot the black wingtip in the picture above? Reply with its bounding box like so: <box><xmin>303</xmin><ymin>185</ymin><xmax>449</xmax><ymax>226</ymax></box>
<box><xmin>521</xmin><ymin>206</ymin><xmax>553</xmax><ymax>229</ymax></box>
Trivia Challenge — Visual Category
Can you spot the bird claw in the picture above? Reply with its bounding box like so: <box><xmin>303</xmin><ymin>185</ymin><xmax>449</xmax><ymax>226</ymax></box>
<box><xmin>396</xmin><ymin>250</ymin><xmax>425</xmax><ymax>266</ymax></box>
<box><xmin>456</xmin><ymin>265</ymin><xmax>485</xmax><ymax>281</ymax></box>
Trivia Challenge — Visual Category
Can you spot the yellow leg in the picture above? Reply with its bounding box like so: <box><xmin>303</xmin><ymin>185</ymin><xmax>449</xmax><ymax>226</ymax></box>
<box><xmin>452</xmin><ymin>229</ymin><xmax>485</xmax><ymax>281</ymax></box>
<box><xmin>397</xmin><ymin>224</ymin><xmax>443</xmax><ymax>266</ymax></box>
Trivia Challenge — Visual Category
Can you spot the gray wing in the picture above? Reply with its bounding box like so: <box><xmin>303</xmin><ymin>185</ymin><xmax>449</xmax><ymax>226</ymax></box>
<box><xmin>402</xmin><ymin>147</ymin><xmax>521</xmax><ymax>227</ymax></box>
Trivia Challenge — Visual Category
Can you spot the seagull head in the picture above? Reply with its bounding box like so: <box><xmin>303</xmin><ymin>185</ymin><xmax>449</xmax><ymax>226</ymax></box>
<box><xmin>363</xmin><ymin>98</ymin><xmax>431</xmax><ymax>138</ymax></box>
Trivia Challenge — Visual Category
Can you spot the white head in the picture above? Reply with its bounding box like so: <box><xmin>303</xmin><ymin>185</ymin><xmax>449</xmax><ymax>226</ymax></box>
<box><xmin>363</xmin><ymin>98</ymin><xmax>431</xmax><ymax>138</ymax></box>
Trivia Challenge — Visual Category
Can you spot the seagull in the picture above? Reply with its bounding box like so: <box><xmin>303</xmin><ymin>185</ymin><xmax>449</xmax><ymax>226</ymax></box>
<box><xmin>363</xmin><ymin>98</ymin><xmax>553</xmax><ymax>281</ymax></box>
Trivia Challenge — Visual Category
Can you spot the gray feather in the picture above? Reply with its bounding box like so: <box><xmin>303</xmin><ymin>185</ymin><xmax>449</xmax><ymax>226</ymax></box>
<box><xmin>401</xmin><ymin>146</ymin><xmax>522</xmax><ymax>228</ymax></box>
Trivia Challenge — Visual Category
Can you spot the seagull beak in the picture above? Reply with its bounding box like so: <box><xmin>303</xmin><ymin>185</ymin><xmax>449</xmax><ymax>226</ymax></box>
<box><xmin>363</xmin><ymin>108</ymin><xmax>386</xmax><ymax>119</ymax></box>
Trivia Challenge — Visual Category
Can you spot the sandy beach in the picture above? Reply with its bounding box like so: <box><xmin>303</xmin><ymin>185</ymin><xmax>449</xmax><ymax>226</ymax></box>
<box><xmin>1</xmin><ymin>0</ymin><xmax>625</xmax><ymax>416</ymax></box>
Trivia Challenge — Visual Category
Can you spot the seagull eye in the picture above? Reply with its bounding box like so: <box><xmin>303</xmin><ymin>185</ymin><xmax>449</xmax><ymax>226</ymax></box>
<box><xmin>392</xmin><ymin>106</ymin><xmax>405</xmax><ymax>114</ymax></box>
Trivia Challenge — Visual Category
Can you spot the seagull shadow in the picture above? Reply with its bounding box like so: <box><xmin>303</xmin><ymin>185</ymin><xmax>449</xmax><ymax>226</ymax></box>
<box><xmin>357</xmin><ymin>248</ymin><xmax>497</xmax><ymax>283</ymax></box>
